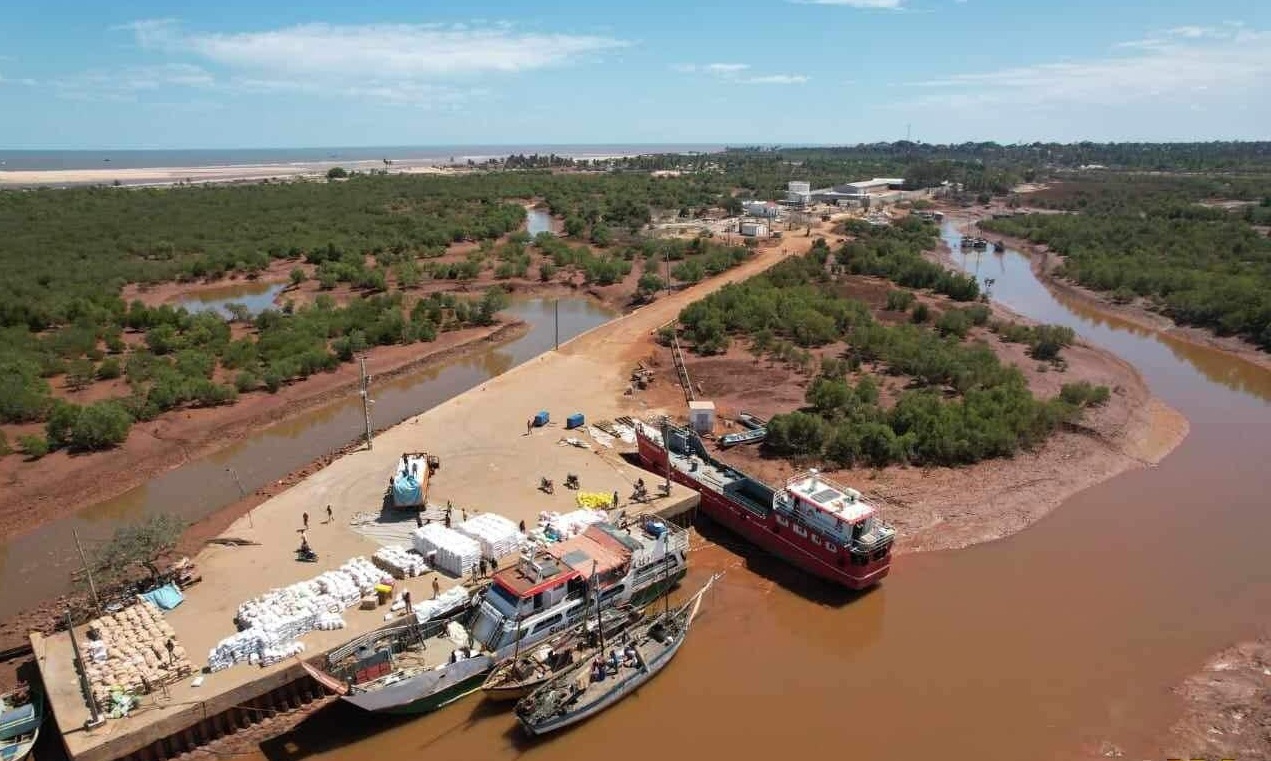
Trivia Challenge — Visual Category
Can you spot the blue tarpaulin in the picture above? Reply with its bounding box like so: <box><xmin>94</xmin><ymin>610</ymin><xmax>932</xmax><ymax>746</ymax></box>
<box><xmin>140</xmin><ymin>582</ymin><xmax>184</xmax><ymax>611</ymax></box>
<box><xmin>392</xmin><ymin>472</ymin><xmax>423</xmax><ymax>507</ymax></box>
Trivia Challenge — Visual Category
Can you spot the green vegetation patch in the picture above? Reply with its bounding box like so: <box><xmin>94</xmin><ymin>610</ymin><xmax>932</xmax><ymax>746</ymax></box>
<box><xmin>676</xmin><ymin>243</ymin><xmax>1106</xmax><ymax>468</ymax></box>
<box><xmin>983</xmin><ymin>189</ymin><xmax>1271</xmax><ymax>348</ymax></box>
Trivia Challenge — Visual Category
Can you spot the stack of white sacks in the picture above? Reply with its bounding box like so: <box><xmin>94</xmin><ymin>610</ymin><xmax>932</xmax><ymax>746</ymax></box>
<box><xmin>411</xmin><ymin>524</ymin><xmax>481</xmax><ymax>577</ymax></box>
<box><xmin>456</xmin><ymin>513</ymin><xmax>522</xmax><ymax>560</ymax></box>
<box><xmin>208</xmin><ymin>557</ymin><xmax>387</xmax><ymax>672</ymax></box>
<box><xmin>543</xmin><ymin>509</ymin><xmax>608</xmax><ymax>539</ymax></box>
<box><xmin>410</xmin><ymin>585</ymin><xmax>471</xmax><ymax>623</ymax></box>
<box><xmin>373</xmin><ymin>545</ymin><xmax>430</xmax><ymax>578</ymax></box>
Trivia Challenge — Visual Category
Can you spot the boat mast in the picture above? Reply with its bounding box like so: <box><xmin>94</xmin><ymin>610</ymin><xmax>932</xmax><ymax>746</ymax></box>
<box><xmin>660</xmin><ymin>419</ymin><xmax>672</xmax><ymax>496</ymax></box>
<box><xmin>592</xmin><ymin>560</ymin><xmax>605</xmax><ymax>655</ymax></box>
<box><xmin>661</xmin><ymin>532</ymin><xmax>671</xmax><ymax>618</ymax></box>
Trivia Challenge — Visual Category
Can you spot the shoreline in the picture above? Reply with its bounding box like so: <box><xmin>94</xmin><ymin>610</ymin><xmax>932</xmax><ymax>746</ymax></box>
<box><xmin>649</xmin><ymin>264</ymin><xmax>1188</xmax><ymax>558</ymax></box>
<box><xmin>952</xmin><ymin>209</ymin><xmax>1271</xmax><ymax>374</ymax></box>
<box><xmin>1165</xmin><ymin>637</ymin><xmax>1271</xmax><ymax>760</ymax></box>
<box><xmin>0</xmin><ymin>148</ymin><xmax>667</xmax><ymax>189</ymax></box>
<box><xmin>0</xmin><ymin>160</ymin><xmax>461</xmax><ymax>188</ymax></box>
<box><xmin>0</xmin><ymin>320</ymin><xmax>529</xmax><ymax>543</ymax></box>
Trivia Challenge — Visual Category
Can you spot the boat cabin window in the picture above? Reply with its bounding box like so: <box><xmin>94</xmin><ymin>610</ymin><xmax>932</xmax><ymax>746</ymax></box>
<box><xmin>599</xmin><ymin>584</ymin><xmax>626</xmax><ymax>603</ymax></box>
<box><xmin>530</xmin><ymin>613</ymin><xmax>564</xmax><ymax>636</ymax></box>
<box><xmin>486</xmin><ymin>584</ymin><xmax>521</xmax><ymax>617</ymax></box>
<box><xmin>851</xmin><ymin>521</ymin><xmax>865</xmax><ymax>541</ymax></box>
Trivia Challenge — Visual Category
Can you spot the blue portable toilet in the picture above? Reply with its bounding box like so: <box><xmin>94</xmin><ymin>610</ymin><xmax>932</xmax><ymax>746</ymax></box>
<box><xmin>533</xmin><ymin>410</ymin><xmax>550</xmax><ymax>427</ymax></box>
<box><xmin>566</xmin><ymin>412</ymin><xmax>585</xmax><ymax>430</ymax></box>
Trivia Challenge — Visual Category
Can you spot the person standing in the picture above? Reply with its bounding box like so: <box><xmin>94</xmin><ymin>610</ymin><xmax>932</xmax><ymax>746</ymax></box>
<box><xmin>326</xmin><ymin>505</ymin><xmax>333</xmax><ymax>524</ymax></box>
<box><xmin>415</xmin><ymin>513</ymin><xmax>424</xmax><ymax>529</ymax></box>
<box><xmin>612</xmin><ymin>490</ymin><xmax>619</xmax><ymax>509</ymax></box>
<box><xmin>432</xmin><ymin>576</ymin><xmax>440</xmax><ymax>600</ymax></box>
<box><xmin>403</xmin><ymin>589</ymin><xmax>413</xmax><ymax>617</ymax></box>
<box><xmin>302</xmin><ymin>512</ymin><xmax>310</xmax><ymax>530</ymax></box>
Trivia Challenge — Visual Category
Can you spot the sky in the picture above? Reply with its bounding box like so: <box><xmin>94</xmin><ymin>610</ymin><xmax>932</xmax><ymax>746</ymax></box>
<box><xmin>0</xmin><ymin>0</ymin><xmax>1267</xmax><ymax>149</ymax></box>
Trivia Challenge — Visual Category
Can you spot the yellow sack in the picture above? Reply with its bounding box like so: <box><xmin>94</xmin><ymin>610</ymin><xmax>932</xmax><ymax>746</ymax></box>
<box><xmin>575</xmin><ymin>492</ymin><xmax>614</xmax><ymax>509</ymax></box>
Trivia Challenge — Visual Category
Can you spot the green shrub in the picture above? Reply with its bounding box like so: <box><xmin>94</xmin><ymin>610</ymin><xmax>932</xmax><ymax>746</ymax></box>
<box><xmin>911</xmin><ymin>303</ymin><xmax>931</xmax><ymax>323</ymax></box>
<box><xmin>96</xmin><ymin>357</ymin><xmax>123</xmax><ymax>380</ymax></box>
<box><xmin>1059</xmin><ymin>381</ymin><xmax>1111</xmax><ymax>407</ymax></box>
<box><xmin>885</xmin><ymin>290</ymin><xmax>915</xmax><ymax>312</ymax></box>
<box><xmin>18</xmin><ymin>434</ymin><xmax>49</xmax><ymax>459</ymax></box>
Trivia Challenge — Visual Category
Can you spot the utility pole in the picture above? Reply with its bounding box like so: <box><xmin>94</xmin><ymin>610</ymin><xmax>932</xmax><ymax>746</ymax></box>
<box><xmin>359</xmin><ymin>356</ymin><xmax>373</xmax><ymax>451</ymax></box>
<box><xmin>72</xmin><ymin>527</ymin><xmax>101</xmax><ymax>615</ymax></box>
<box><xmin>554</xmin><ymin>299</ymin><xmax>559</xmax><ymax>350</ymax></box>
<box><xmin>66</xmin><ymin>608</ymin><xmax>104</xmax><ymax>728</ymax></box>
<box><xmin>226</xmin><ymin>467</ymin><xmax>252</xmax><ymax>527</ymax></box>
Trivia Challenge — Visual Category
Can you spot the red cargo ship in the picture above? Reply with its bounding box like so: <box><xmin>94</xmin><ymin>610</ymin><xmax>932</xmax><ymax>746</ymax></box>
<box><xmin>635</xmin><ymin>420</ymin><xmax>893</xmax><ymax>590</ymax></box>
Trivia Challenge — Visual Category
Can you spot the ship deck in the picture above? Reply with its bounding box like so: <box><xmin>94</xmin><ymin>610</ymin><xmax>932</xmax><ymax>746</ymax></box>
<box><xmin>665</xmin><ymin>447</ymin><xmax>771</xmax><ymax>517</ymax></box>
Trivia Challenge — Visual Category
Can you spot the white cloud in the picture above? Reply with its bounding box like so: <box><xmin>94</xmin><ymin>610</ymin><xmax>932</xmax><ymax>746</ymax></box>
<box><xmin>130</xmin><ymin>19</ymin><xmax>627</xmax><ymax>78</ymax></box>
<box><xmin>675</xmin><ymin>62</ymin><xmax>808</xmax><ymax>85</ymax></box>
<box><xmin>787</xmin><ymin>0</ymin><xmax>903</xmax><ymax>8</ymax></box>
<box><xmin>96</xmin><ymin>19</ymin><xmax>627</xmax><ymax>106</ymax></box>
<box><xmin>743</xmin><ymin>74</ymin><xmax>809</xmax><ymax>84</ymax></box>
<box><xmin>49</xmin><ymin>63</ymin><xmax>215</xmax><ymax>101</ymax></box>
<box><xmin>901</xmin><ymin>26</ymin><xmax>1270</xmax><ymax>110</ymax></box>
<box><xmin>673</xmin><ymin>62</ymin><xmax>750</xmax><ymax>74</ymax></box>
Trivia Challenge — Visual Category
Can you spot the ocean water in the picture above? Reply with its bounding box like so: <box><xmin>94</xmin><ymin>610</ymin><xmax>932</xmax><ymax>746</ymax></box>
<box><xmin>0</xmin><ymin>144</ymin><xmax>724</xmax><ymax>171</ymax></box>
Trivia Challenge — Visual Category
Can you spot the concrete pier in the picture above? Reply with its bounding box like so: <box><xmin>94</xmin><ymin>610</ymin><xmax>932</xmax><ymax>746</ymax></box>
<box><xmin>34</xmin><ymin>241</ymin><xmax>800</xmax><ymax>761</ymax></box>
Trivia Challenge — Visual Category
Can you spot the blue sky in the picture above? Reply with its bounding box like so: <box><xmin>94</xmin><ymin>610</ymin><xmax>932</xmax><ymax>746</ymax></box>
<box><xmin>0</xmin><ymin>0</ymin><xmax>1267</xmax><ymax>148</ymax></box>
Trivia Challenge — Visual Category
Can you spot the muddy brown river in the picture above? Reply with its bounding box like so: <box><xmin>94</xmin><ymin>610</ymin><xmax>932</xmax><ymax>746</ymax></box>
<box><xmin>225</xmin><ymin>225</ymin><xmax>1271</xmax><ymax>761</ymax></box>
<box><xmin>0</xmin><ymin>299</ymin><xmax>614</xmax><ymax>618</ymax></box>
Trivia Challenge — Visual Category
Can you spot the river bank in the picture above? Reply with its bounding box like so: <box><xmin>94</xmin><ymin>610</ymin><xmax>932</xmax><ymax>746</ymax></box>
<box><xmin>0</xmin><ymin>320</ymin><xmax>527</xmax><ymax>542</ymax></box>
<box><xmin>950</xmin><ymin>207</ymin><xmax>1271</xmax><ymax>374</ymax></box>
<box><xmin>642</xmin><ymin>266</ymin><xmax>1187</xmax><ymax>556</ymax></box>
<box><xmin>1166</xmin><ymin>637</ymin><xmax>1271</xmax><ymax>761</ymax></box>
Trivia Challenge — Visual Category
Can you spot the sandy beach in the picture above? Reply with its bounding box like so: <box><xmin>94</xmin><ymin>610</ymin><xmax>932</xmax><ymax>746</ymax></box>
<box><xmin>0</xmin><ymin>159</ymin><xmax>461</xmax><ymax>188</ymax></box>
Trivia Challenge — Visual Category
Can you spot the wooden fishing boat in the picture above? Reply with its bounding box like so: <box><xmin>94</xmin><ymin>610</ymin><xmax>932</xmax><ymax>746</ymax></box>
<box><xmin>0</xmin><ymin>686</ymin><xmax>41</xmax><ymax>761</ymax></box>
<box><xmin>514</xmin><ymin>574</ymin><xmax>720</xmax><ymax>736</ymax></box>
<box><xmin>481</xmin><ymin>605</ymin><xmax>645</xmax><ymax>702</ymax></box>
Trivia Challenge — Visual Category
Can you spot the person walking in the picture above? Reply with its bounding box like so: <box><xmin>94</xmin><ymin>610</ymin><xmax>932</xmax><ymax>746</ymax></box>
<box><xmin>302</xmin><ymin>511</ymin><xmax>310</xmax><ymax>530</ymax></box>
<box><xmin>403</xmin><ymin>589</ymin><xmax>413</xmax><ymax>617</ymax></box>
<box><xmin>526</xmin><ymin>418</ymin><xmax>534</xmax><ymax>435</ymax></box>
<box><xmin>326</xmin><ymin>505</ymin><xmax>333</xmax><ymax>524</ymax></box>
<box><xmin>612</xmin><ymin>490</ymin><xmax>619</xmax><ymax>509</ymax></box>
<box><xmin>432</xmin><ymin>577</ymin><xmax>440</xmax><ymax>600</ymax></box>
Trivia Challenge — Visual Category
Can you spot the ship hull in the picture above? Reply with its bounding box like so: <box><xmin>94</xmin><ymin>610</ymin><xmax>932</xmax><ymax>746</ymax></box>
<box><xmin>339</xmin><ymin>655</ymin><xmax>493</xmax><ymax>715</ymax></box>
<box><xmin>340</xmin><ymin>548</ymin><xmax>686</xmax><ymax>715</ymax></box>
<box><xmin>637</xmin><ymin>431</ymin><xmax>889</xmax><ymax>591</ymax></box>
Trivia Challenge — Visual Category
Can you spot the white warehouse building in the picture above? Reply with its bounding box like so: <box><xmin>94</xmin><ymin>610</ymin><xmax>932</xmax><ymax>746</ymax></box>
<box><xmin>786</xmin><ymin>180</ymin><xmax>812</xmax><ymax>206</ymax></box>
<box><xmin>742</xmin><ymin>200</ymin><xmax>781</xmax><ymax>218</ymax></box>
